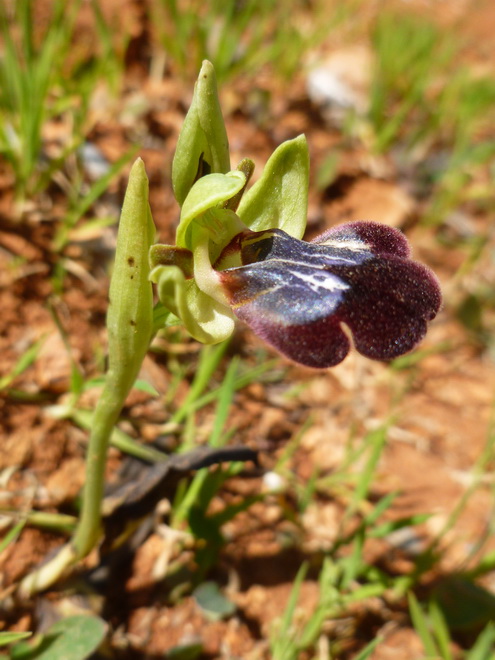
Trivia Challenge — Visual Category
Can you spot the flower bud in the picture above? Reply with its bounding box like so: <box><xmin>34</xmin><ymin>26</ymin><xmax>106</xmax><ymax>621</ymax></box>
<box><xmin>107</xmin><ymin>158</ymin><xmax>154</xmax><ymax>394</ymax></box>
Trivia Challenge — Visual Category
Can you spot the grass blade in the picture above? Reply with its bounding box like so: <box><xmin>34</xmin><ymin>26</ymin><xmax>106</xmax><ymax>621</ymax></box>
<box><xmin>408</xmin><ymin>592</ymin><xmax>439</xmax><ymax>657</ymax></box>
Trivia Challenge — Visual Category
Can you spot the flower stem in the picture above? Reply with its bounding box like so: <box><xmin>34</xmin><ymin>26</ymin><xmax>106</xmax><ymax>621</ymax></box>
<box><xmin>73</xmin><ymin>158</ymin><xmax>154</xmax><ymax>558</ymax></box>
<box><xmin>71</xmin><ymin>374</ymin><xmax>129</xmax><ymax>558</ymax></box>
<box><xmin>18</xmin><ymin>368</ymin><xmax>143</xmax><ymax>599</ymax></box>
<box><xmin>19</xmin><ymin>159</ymin><xmax>154</xmax><ymax>598</ymax></box>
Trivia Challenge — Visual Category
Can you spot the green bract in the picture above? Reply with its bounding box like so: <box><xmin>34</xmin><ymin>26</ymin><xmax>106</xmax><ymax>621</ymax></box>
<box><xmin>172</xmin><ymin>60</ymin><xmax>230</xmax><ymax>206</ymax></box>
<box><xmin>237</xmin><ymin>134</ymin><xmax>309</xmax><ymax>239</ymax></box>
<box><xmin>150</xmin><ymin>60</ymin><xmax>310</xmax><ymax>345</ymax></box>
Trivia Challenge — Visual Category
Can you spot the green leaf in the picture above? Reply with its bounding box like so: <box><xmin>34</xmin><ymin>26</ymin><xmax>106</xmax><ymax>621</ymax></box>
<box><xmin>166</xmin><ymin>642</ymin><xmax>203</xmax><ymax>660</ymax></box>
<box><xmin>237</xmin><ymin>135</ymin><xmax>309</xmax><ymax>238</ymax></box>
<box><xmin>133</xmin><ymin>379</ymin><xmax>159</xmax><ymax>396</ymax></box>
<box><xmin>408</xmin><ymin>592</ymin><xmax>439</xmax><ymax>657</ymax></box>
<box><xmin>279</xmin><ymin>562</ymin><xmax>309</xmax><ymax>636</ymax></box>
<box><xmin>0</xmin><ymin>519</ymin><xmax>27</xmax><ymax>554</ymax></box>
<box><xmin>0</xmin><ymin>336</ymin><xmax>46</xmax><ymax>391</ymax></box>
<box><xmin>171</xmin><ymin>351</ymin><xmax>278</xmax><ymax>425</ymax></box>
<box><xmin>371</xmin><ymin>513</ymin><xmax>431</xmax><ymax>538</ymax></box>
<box><xmin>193</xmin><ymin>581</ymin><xmax>236</xmax><ymax>621</ymax></box>
<box><xmin>433</xmin><ymin>576</ymin><xmax>495</xmax><ymax>631</ymax></box>
<box><xmin>171</xmin><ymin>342</ymin><xmax>230</xmax><ymax>423</ymax></box>
<box><xmin>172</xmin><ymin>60</ymin><xmax>230</xmax><ymax>206</ymax></box>
<box><xmin>0</xmin><ymin>632</ymin><xmax>32</xmax><ymax>648</ymax></box>
<box><xmin>467</xmin><ymin>623</ymin><xmax>495</xmax><ymax>660</ymax></box>
<box><xmin>428</xmin><ymin>600</ymin><xmax>454</xmax><ymax>660</ymax></box>
<box><xmin>353</xmin><ymin>637</ymin><xmax>383</xmax><ymax>660</ymax></box>
<box><xmin>10</xmin><ymin>615</ymin><xmax>105</xmax><ymax>660</ymax></box>
<box><xmin>70</xmin><ymin>408</ymin><xmax>168</xmax><ymax>463</ymax></box>
<box><xmin>270</xmin><ymin>562</ymin><xmax>309</xmax><ymax>660</ymax></box>
<box><xmin>345</xmin><ymin>582</ymin><xmax>387</xmax><ymax>601</ymax></box>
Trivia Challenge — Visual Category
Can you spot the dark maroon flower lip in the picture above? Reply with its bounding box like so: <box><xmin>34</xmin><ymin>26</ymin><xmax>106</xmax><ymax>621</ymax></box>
<box><xmin>218</xmin><ymin>221</ymin><xmax>442</xmax><ymax>369</ymax></box>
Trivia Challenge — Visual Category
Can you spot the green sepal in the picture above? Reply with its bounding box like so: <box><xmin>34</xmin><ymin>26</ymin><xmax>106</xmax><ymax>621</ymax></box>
<box><xmin>107</xmin><ymin>158</ymin><xmax>154</xmax><ymax>395</ymax></box>
<box><xmin>176</xmin><ymin>171</ymin><xmax>246</xmax><ymax>249</ymax></box>
<box><xmin>172</xmin><ymin>60</ymin><xmax>230</xmax><ymax>207</ymax></box>
<box><xmin>237</xmin><ymin>134</ymin><xmax>309</xmax><ymax>239</ymax></box>
<box><xmin>150</xmin><ymin>264</ymin><xmax>235</xmax><ymax>344</ymax></box>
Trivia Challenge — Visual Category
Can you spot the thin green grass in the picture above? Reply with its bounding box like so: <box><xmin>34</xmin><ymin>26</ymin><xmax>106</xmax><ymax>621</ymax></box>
<box><xmin>409</xmin><ymin>592</ymin><xmax>495</xmax><ymax>659</ymax></box>
<box><xmin>266</xmin><ymin>389</ymin><xmax>495</xmax><ymax>657</ymax></box>
<box><xmin>0</xmin><ymin>0</ymin><xmax>126</xmax><ymax>208</ymax></box>
<box><xmin>0</xmin><ymin>335</ymin><xmax>46</xmax><ymax>392</ymax></box>
<box><xmin>368</xmin><ymin>12</ymin><xmax>454</xmax><ymax>154</ymax></box>
<box><xmin>0</xmin><ymin>0</ymin><xmax>79</xmax><ymax>203</ymax></box>
<box><xmin>151</xmin><ymin>0</ymin><xmax>358</xmax><ymax>83</ymax></box>
<box><xmin>354</xmin><ymin>11</ymin><xmax>495</xmax><ymax>226</ymax></box>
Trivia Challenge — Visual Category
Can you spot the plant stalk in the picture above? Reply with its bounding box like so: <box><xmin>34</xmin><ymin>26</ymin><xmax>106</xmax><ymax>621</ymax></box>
<box><xmin>71</xmin><ymin>375</ymin><xmax>130</xmax><ymax>557</ymax></box>
<box><xmin>18</xmin><ymin>159</ymin><xmax>154</xmax><ymax>598</ymax></box>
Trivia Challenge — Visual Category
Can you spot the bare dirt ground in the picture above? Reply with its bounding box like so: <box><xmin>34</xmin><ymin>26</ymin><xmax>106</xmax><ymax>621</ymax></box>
<box><xmin>1</xmin><ymin>1</ymin><xmax>495</xmax><ymax>658</ymax></box>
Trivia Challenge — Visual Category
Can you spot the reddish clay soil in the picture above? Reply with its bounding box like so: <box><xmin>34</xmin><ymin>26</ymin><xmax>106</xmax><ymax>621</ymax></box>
<box><xmin>1</xmin><ymin>1</ymin><xmax>495</xmax><ymax>658</ymax></box>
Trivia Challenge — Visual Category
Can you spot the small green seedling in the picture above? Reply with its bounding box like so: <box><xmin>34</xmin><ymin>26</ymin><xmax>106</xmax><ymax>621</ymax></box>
<box><xmin>0</xmin><ymin>615</ymin><xmax>105</xmax><ymax>660</ymax></box>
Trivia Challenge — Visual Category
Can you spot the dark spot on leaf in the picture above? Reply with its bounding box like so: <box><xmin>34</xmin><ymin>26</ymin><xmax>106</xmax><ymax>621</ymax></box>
<box><xmin>128</xmin><ymin>256</ymin><xmax>135</xmax><ymax>266</ymax></box>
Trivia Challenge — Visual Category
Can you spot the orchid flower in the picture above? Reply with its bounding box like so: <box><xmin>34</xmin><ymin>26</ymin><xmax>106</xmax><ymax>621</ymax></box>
<box><xmin>149</xmin><ymin>61</ymin><xmax>441</xmax><ymax>369</ymax></box>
